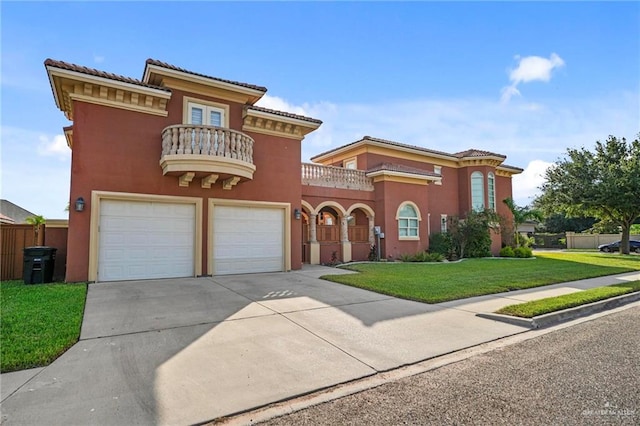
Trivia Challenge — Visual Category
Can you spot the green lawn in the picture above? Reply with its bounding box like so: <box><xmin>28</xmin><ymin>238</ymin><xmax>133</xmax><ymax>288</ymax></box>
<box><xmin>1</xmin><ymin>280</ymin><xmax>87</xmax><ymax>373</ymax></box>
<box><xmin>496</xmin><ymin>281</ymin><xmax>640</xmax><ymax>318</ymax></box>
<box><xmin>323</xmin><ymin>252</ymin><xmax>640</xmax><ymax>304</ymax></box>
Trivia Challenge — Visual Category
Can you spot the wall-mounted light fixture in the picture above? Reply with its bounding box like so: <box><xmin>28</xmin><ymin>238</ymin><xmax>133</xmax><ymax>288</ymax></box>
<box><xmin>294</xmin><ymin>208</ymin><xmax>302</xmax><ymax>220</ymax></box>
<box><xmin>75</xmin><ymin>197</ymin><xmax>85</xmax><ymax>212</ymax></box>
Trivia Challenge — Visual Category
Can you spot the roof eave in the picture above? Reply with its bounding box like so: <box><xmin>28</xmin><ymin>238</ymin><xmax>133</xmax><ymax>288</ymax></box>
<box><xmin>143</xmin><ymin>63</ymin><xmax>266</xmax><ymax>103</ymax></box>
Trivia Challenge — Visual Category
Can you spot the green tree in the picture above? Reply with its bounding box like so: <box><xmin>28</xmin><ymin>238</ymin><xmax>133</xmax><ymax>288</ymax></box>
<box><xmin>502</xmin><ymin>198</ymin><xmax>543</xmax><ymax>246</ymax></box>
<box><xmin>25</xmin><ymin>214</ymin><xmax>46</xmax><ymax>245</ymax></box>
<box><xmin>448</xmin><ymin>210</ymin><xmax>500</xmax><ymax>259</ymax></box>
<box><xmin>538</xmin><ymin>134</ymin><xmax>640</xmax><ymax>254</ymax></box>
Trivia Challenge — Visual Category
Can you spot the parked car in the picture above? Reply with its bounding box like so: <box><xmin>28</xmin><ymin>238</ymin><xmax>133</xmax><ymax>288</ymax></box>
<box><xmin>598</xmin><ymin>240</ymin><xmax>640</xmax><ymax>253</ymax></box>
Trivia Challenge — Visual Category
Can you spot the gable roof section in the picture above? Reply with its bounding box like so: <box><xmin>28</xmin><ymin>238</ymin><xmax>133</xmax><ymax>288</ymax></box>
<box><xmin>143</xmin><ymin>59</ymin><xmax>266</xmax><ymax>104</ymax></box>
<box><xmin>243</xmin><ymin>105</ymin><xmax>322</xmax><ymax>140</ymax></box>
<box><xmin>144</xmin><ymin>59</ymin><xmax>267</xmax><ymax>92</ymax></box>
<box><xmin>454</xmin><ymin>149</ymin><xmax>505</xmax><ymax>160</ymax></box>
<box><xmin>45</xmin><ymin>59</ymin><xmax>169</xmax><ymax>92</ymax></box>
<box><xmin>246</xmin><ymin>105</ymin><xmax>322</xmax><ymax>125</ymax></box>
<box><xmin>312</xmin><ymin>136</ymin><xmax>457</xmax><ymax>162</ymax></box>
<box><xmin>312</xmin><ymin>135</ymin><xmax>517</xmax><ymax>172</ymax></box>
<box><xmin>0</xmin><ymin>199</ymin><xmax>36</xmax><ymax>223</ymax></box>
<box><xmin>45</xmin><ymin>59</ymin><xmax>171</xmax><ymax>120</ymax></box>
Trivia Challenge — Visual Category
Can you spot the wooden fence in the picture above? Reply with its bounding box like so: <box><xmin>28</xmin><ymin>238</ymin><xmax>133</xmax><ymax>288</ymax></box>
<box><xmin>1</xmin><ymin>224</ymin><xmax>44</xmax><ymax>281</ymax></box>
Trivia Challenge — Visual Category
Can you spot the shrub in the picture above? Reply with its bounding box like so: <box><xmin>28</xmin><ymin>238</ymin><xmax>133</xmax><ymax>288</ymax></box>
<box><xmin>514</xmin><ymin>246</ymin><xmax>533</xmax><ymax>258</ymax></box>
<box><xmin>399</xmin><ymin>251</ymin><xmax>445</xmax><ymax>263</ymax></box>
<box><xmin>425</xmin><ymin>252</ymin><xmax>445</xmax><ymax>262</ymax></box>
<box><xmin>399</xmin><ymin>253</ymin><xmax>414</xmax><ymax>262</ymax></box>
<box><xmin>500</xmin><ymin>246</ymin><xmax>515</xmax><ymax>257</ymax></box>
<box><xmin>368</xmin><ymin>245</ymin><xmax>378</xmax><ymax>261</ymax></box>
<box><xmin>429</xmin><ymin>232</ymin><xmax>453</xmax><ymax>258</ymax></box>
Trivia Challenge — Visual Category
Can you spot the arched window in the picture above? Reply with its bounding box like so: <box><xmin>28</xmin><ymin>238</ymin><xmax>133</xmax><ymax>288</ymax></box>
<box><xmin>397</xmin><ymin>203</ymin><xmax>420</xmax><ymax>239</ymax></box>
<box><xmin>471</xmin><ymin>171</ymin><xmax>485</xmax><ymax>210</ymax></box>
<box><xmin>488</xmin><ymin>172</ymin><xmax>496</xmax><ymax>211</ymax></box>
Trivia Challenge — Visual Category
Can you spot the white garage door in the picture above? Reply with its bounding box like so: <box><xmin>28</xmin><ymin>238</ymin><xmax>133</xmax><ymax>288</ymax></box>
<box><xmin>98</xmin><ymin>200</ymin><xmax>195</xmax><ymax>282</ymax></box>
<box><xmin>213</xmin><ymin>205</ymin><xmax>284</xmax><ymax>275</ymax></box>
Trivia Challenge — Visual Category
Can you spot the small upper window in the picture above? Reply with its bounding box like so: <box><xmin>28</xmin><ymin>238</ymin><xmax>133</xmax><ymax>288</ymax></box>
<box><xmin>488</xmin><ymin>172</ymin><xmax>496</xmax><ymax>211</ymax></box>
<box><xmin>471</xmin><ymin>171</ymin><xmax>485</xmax><ymax>210</ymax></box>
<box><xmin>344</xmin><ymin>158</ymin><xmax>357</xmax><ymax>170</ymax></box>
<box><xmin>434</xmin><ymin>165</ymin><xmax>442</xmax><ymax>185</ymax></box>
<box><xmin>188</xmin><ymin>102</ymin><xmax>224</xmax><ymax>127</ymax></box>
<box><xmin>397</xmin><ymin>203</ymin><xmax>420</xmax><ymax>239</ymax></box>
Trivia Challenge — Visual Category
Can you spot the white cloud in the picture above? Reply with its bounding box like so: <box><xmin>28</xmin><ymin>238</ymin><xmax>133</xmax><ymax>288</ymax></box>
<box><xmin>38</xmin><ymin>134</ymin><xmax>70</xmax><ymax>160</ymax></box>
<box><xmin>501</xmin><ymin>53</ymin><xmax>565</xmax><ymax>103</ymax></box>
<box><xmin>255</xmin><ymin>94</ymin><xmax>307</xmax><ymax>116</ymax></box>
<box><xmin>512</xmin><ymin>160</ymin><xmax>554</xmax><ymax>206</ymax></box>
<box><xmin>1</xmin><ymin>126</ymin><xmax>71</xmax><ymax>218</ymax></box>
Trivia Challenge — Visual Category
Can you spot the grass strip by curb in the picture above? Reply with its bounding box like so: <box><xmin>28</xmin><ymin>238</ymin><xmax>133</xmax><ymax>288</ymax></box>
<box><xmin>495</xmin><ymin>281</ymin><xmax>640</xmax><ymax>318</ymax></box>
<box><xmin>1</xmin><ymin>280</ymin><xmax>87</xmax><ymax>373</ymax></box>
<box><xmin>321</xmin><ymin>252</ymin><xmax>640</xmax><ymax>304</ymax></box>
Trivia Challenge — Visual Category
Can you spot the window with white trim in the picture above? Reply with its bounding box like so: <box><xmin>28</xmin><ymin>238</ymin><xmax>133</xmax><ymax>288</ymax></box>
<box><xmin>441</xmin><ymin>214</ymin><xmax>447</xmax><ymax>233</ymax></box>
<box><xmin>188</xmin><ymin>102</ymin><xmax>225</xmax><ymax>127</ymax></box>
<box><xmin>488</xmin><ymin>172</ymin><xmax>496</xmax><ymax>211</ymax></box>
<box><xmin>344</xmin><ymin>158</ymin><xmax>357</xmax><ymax>170</ymax></box>
<box><xmin>398</xmin><ymin>203</ymin><xmax>419</xmax><ymax>238</ymax></box>
<box><xmin>434</xmin><ymin>165</ymin><xmax>442</xmax><ymax>185</ymax></box>
<box><xmin>471</xmin><ymin>171</ymin><xmax>485</xmax><ymax>210</ymax></box>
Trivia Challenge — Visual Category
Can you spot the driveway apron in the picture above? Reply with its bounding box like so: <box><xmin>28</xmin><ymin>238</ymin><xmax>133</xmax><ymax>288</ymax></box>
<box><xmin>0</xmin><ymin>267</ymin><xmax>528</xmax><ymax>425</ymax></box>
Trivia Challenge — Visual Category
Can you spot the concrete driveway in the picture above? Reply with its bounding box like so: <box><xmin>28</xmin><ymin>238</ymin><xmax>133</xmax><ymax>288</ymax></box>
<box><xmin>1</xmin><ymin>265</ymin><xmax>529</xmax><ymax>425</ymax></box>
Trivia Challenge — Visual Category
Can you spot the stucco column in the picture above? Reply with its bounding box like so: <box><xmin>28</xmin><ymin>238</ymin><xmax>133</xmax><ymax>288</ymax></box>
<box><xmin>309</xmin><ymin>214</ymin><xmax>318</xmax><ymax>243</ymax></box>
<box><xmin>340</xmin><ymin>215</ymin><xmax>352</xmax><ymax>263</ymax></box>
<box><xmin>309</xmin><ymin>213</ymin><xmax>320</xmax><ymax>265</ymax></box>
<box><xmin>368</xmin><ymin>215</ymin><xmax>376</xmax><ymax>246</ymax></box>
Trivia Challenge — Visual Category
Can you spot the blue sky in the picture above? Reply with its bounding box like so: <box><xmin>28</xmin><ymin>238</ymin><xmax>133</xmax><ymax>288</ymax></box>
<box><xmin>2</xmin><ymin>2</ymin><xmax>638</xmax><ymax>219</ymax></box>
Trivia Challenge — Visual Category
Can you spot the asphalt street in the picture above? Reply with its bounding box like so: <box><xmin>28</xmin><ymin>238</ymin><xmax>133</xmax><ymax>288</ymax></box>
<box><xmin>260</xmin><ymin>306</ymin><xmax>639</xmax><ymax>425</ymax></box>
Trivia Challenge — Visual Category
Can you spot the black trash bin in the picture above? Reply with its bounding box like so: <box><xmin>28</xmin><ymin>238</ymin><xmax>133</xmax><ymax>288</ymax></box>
<box><xmin>23</xmin><ymin>246</ymin><xmax>57</xmax><ymax>284</ymax></box>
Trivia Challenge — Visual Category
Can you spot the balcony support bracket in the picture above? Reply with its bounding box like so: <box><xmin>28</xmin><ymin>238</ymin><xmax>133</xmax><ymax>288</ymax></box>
<box><xmin>222</xmin><ymin>176</ymin><xmax>241</xmax><ymax>190</ymax></box>
<box><xmin>178</xmin><ymin>172</ymin><xmax>195</xmax><ymax>187</ymax></box>
<box><xmin>201</xmin><ymin>174</ymin><xmax>219</xmax><ymax>189</ymax></box>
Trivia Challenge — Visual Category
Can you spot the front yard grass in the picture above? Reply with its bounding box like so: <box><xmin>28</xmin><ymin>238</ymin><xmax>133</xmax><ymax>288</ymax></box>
<box><xmin>323</xmin><ymin>252</ymin><xmax>640</xmax><ymax>304</ymax></box>
<box><xmin>496</xmin><ymin>281</ymin><xmax>640</xmax><ymax>318</ymax></box>
<box><xmin>1</xmin><ymin>280</ymin><xmax>87</xmax><ymax>373</ymax></box>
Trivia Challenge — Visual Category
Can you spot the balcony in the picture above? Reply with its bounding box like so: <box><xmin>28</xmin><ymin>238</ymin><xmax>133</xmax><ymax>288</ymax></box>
<box><xmin>160</xmin><ymin>125</ymin><xmax>256</xmax><ymax>189</ymax></box>
<box><xmin>301</xmin><ymin>163</ymin><xmax>374</xmax><ymax>191</ymax></box>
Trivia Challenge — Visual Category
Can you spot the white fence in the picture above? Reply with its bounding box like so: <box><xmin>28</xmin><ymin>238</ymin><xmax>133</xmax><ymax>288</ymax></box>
<box><xmin>566</xmin><ymin>232</ymin><xmax>640</xmax><ymax>249</ymax></box>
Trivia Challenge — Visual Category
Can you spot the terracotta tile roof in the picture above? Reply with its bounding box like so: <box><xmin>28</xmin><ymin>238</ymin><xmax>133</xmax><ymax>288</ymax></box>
<box><xmin>498</xmin><ymin>163</ymin><xmax>524</xmax><ymax>172</ymax></box>
<box><xmin>454</xmin><ymin>149</ymin><xmax>506</xmax><ymax>159</ymax></box>
<box><xmin>145</xmin><ymin>59</ymin><xmax>267</xmax><ymax>92</ymax></box>
<box><xmin>246</xmin><ymin>105</ymin><xmax>323</xmax><ymax>125</ymax></box>
<box><xmin>44</xmin><ymin>59</ymin><xmax>170</xmax><ymax>92</ymax></box>
<box><xmin>312</xmin><ymin>135</ymin><xmax>459</xmax><ymax>160</ymax></box>
<box><xmin>367</xmin><ymin>162</ymin><xmax>441</xmax><ymax>178</ymax></box>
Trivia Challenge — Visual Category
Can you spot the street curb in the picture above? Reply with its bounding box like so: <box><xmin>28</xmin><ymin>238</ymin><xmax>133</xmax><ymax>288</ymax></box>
<box><xmin>477</xmin><ymin>291</ymin><xmax>640</xmax><ymax>329</ymax></box>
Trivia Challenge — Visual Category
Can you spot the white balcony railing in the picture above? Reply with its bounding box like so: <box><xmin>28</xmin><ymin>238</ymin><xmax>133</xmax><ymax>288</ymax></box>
<box><xmin>161</xmin><ymin>125</ymin><xmax>254</xmax><ymax>164</ymax></box>
<box><xmin>301</xmin><ymin>163</ymin><xmax>374</xmax><ymax>191</ymax></box>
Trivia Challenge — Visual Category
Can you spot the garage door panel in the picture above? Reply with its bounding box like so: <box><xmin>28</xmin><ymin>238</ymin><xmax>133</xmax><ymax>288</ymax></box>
<box><xmin>213</xmin><ymin>205</ymin><xmax>284</xmax><ymax>275</ymax></box>
<box><xmin>98</xmin><ymin>200</ymin><xmax>195</xmax><ymax>282</ymax></box>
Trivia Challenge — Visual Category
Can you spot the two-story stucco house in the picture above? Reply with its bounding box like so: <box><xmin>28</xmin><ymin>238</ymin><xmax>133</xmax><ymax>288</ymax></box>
<box><xmin>45</xmin><ymin>58</ymin><xmax>522</xmax><ymax>282</ymax></box>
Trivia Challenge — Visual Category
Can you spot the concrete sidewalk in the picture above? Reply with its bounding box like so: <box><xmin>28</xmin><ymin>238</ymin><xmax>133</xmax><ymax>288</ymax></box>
<box><xmin>1</xmin><ymin>267</ymin><xmax>638</xmax><ymax>425</ymax></box>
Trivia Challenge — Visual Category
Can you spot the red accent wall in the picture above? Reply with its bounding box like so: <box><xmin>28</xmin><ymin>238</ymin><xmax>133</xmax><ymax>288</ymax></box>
<box><xmin>66</xmin><ymin>89</ymin><xmax>303</xmax><ymax>282</ymax></box>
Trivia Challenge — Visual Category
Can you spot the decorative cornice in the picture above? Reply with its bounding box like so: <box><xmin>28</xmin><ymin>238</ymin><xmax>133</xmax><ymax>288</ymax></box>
<box><xmin>144</xmin><ymin>63</ymin><xmax>265</xmax><ymax>105</ymax></box>
<box><xmin>243</xmin><ymin>108</ymin><xmax>321</xmax><ymax>140</ymax></box>
<box><xmin>496</xmin><ymin>164</ymin><xmax>524</xmax><ymax>177</ymax></box>
<box><xmin>63</xmin><ymin>126</ymin><xmax>73</xmax><ymax>149</ymax></box>
<box><xmin>458</xmin><ymin>158</ymin><xmax>504</xmax><ymax>167</ymax></box>
<box><xmin>47</xmin><ymin>66</ymin><xmax>171</xmax><ymax>120</ymax></box>
<box><xmin>366</xmin><ymin>170</ymin><xmax>439</xmax><ymax>186</ymax></box>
